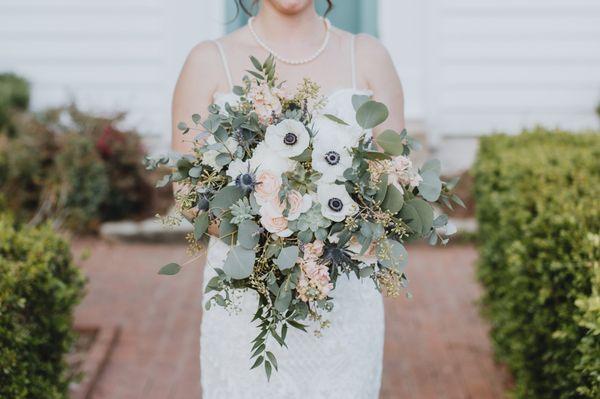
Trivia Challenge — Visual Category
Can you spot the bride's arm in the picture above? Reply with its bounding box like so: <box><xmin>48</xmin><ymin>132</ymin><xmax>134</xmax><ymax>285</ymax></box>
<box><xmin>355</xmin><ymin>34</ymin><xmax>406</xmax><ymax>137</ymax></box>
<box><xmin>171</xmin><ymin>41</ymin><xmax>222</xmax><ymax>236</ymax></box>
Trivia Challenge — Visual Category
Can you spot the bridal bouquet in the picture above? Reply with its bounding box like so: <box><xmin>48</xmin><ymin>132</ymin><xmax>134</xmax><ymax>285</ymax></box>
<box><xmin>146</xmin><ymin>55</ymin><xmax>462</xmax><ymax>378</ymax></box>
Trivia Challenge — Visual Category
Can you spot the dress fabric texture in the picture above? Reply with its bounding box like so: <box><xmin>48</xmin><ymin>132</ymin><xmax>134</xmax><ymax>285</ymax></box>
<box><xmin>200</xmin><ymin>37</ymin><xmax>385</xmax><ymax>399</ymax></box>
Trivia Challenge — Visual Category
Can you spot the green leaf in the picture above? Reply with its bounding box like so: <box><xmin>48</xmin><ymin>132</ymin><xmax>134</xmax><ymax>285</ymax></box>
<box><xmin>247</xmin><ymin>70</ymin><xmax>264</xmax><ymax>80</ymax></box>
<box><xmin>266</xmin><ymin>351</ymin><xmax>278</xmax><ymax>371</ymax></box>
<box><xmin>158</xmin><ymin>263</ymin><xmax>181</xmax><ymax>275</ymax></box>
<box><xmin>215</xmin><ymin>153</ymin><xmax>231</xmax><ymax>167</ymax></box>
<box><xmin>356</xmin><ymin>100</ymin><xmax>389</xmax><ymax>129</ymax></box>
<box><xmin>363</xmin><ymin>151</ymin><xmax>391</xmax><ymax>160</ymax></box>
<box><xmin>378</xmin><ymin>239</ymin><xmax>409</xmax><ymax>272</ymax></box>
<box><xmin>188</xmin><ymin>166</ymin><xmax>202</xmax><ymax>178</ymax></box>
<box><xmin>433</xmin><ymin>214</ymin><xmax>449</xmax><ymax>228</ymax></box>
<box><xmin>275</xmin><ymin>284</ymin><xmax>292</xmax><ymax>314</ymax></box>
<box><xmin>192</xmin><ymin>113</ymin><xmax>201</xmax><ymax>124</ymax></box>
<box><xmin>218</xmin><ymin>218</ymin><xmax>237</xmax><ymax>245</ymax></box>
<box><xmin>374</xmin><ymin>175</ymin><xmax>388</xmax><ymax>203</ymax></box>
<box><xmin>264</xmin><ymin>361</ymin><xmax>272</xmax><ymax>380</ymax></box>
<box><xmin>376</xmin><ymin>130</ymin><xmax>405</xmax><ymax>156</ymax></box>
<box><xmin>421</xmin><ymin>159</ymin><xmax>442</xmax><ymax>175</ymax></box>
<box><xmin>237</xmin><ymin>220</ymin><xmax>260</xmax><ymax>249</ymax></box>
<box><xmin>210</xmin><ymin>186</ymin><xmax>244</xmax><ymax>216</ymax></box>
<box><xmin>290</xmin><ymin>146</ymin><xmax>311</xmax><ymax>162</ymax></box>
<box><xmin>250</xmin><ymin>56</ymin><xmax>263</xmax><ymax>71</ymax></box>
<box><xmin>399</xmin><ymin>198</ymin><xmax>434</xmax><ymax>237</ymax></box>
<box><xmin>223</xmin><ymin>246</ymin><xmax>256</xmax><ymax>280</ymax></box>
<box><xmin>419</xmin><ymin>170</ymin><xmax>442</xmax><ymax>202</ymax></box>
<box><xmin>250</xmin><ymin>355</ymin><xmax>264</xmax><ymax>370</ymax></box>
<box><xmin>451</xmin><ymin>194</ymin><xmax>466</xmax><ymax>208</ymax></box>
<box><xmin>381</xmin><ymin>184</ymin><xmax>404</xmax><ymax>213</ymax></box>
<box><xmin>445</xmin><ymin>176</ymin><xmax>461</xmax><ymax>190</ymax></box>
<box><xmin>351</xmin><ymin>94</ymin><xmax>370</xmax><ymax>111</ymax></box>
<box><xmin>177</xmin><ymin>122</ymin><xmax>188</xmax><ymax>131</ymax></box>
<box><xmin>324</xmin><ymin>113</ymin><xmax>349</xmax><ymax>126</ymax></box>
<box><xmin>232</xmin><ymin>85</ymin><xmax>245</xmax><ymax>96</ymax></box>
<box><xmin>194</xmin><ymin>212</ymin><xmax>209</xmax><ymax>240</ymax></box>
<box><xmin>274</xmin><ymin>246</ymin><xmax>299</xmax><ymax>271</ymax></box>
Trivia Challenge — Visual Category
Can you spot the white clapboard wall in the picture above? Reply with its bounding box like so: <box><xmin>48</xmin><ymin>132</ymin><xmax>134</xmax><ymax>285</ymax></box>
<box><xmin>0</xmin><ymin>0</ymin><xmax>225</xmax><ymax>150</ymax></box>
<box><xmin>382</xmin><ymin>0</ymin><xmax>600</xmax><ymax>141</ymax></box>
<box><xmin>427</xmin><ymin>0</ymin><xmax>600</xmax><ymax>138</ymax></box>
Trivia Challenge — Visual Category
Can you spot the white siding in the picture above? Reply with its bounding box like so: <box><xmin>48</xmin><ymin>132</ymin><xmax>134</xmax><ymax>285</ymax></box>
<box><xmin>426</xmin><ymin>0</ymin><xmax>600</xmax><ymax>138</ymax></box>
<box><xmin>0</xmin><ymin>0</ymin><xmax>225</xmax><ymax>149</ymax></box>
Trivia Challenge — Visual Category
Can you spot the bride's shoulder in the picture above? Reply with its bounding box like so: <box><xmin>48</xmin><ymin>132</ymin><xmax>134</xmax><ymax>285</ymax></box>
<box><xmin>354</xmin><ymin>33</ymin><xmax>391</xmax><ymax>62</ymax></box>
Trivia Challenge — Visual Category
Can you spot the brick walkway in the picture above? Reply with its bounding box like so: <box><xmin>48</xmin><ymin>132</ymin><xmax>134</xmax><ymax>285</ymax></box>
<box><xmin>73</xmin><ymin>240</ymin><xmax>510</xmax><ymax>399</ymax></box>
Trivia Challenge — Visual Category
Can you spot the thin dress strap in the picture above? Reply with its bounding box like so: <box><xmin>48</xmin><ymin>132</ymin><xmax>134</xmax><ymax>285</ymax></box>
<box><xmin>213</xmin><ymin>40</ymin><xmax>234</xmax><ymax>91</ymax></box>
<box><xmin>350</xmin><ymin>35</ymin><xmax>357</xmax><ymax>90</ymax></box>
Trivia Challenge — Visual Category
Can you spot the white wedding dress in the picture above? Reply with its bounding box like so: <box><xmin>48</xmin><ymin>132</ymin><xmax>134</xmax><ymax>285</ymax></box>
<box><xmin>200</xmin><ymin>37</ymin><xmax>384</xmax><ymax>399</ymax></box>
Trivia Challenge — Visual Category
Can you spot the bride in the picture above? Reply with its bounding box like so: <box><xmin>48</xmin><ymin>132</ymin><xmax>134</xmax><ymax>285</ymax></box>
<box><xmin>172</xmin><ymin>0</ymin><xmax>405</xmax><ymax>397</ymax></box>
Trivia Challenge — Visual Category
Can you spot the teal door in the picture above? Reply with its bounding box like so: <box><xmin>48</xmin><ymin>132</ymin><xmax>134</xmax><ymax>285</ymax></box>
<box><xmin>225</xmin><ymin>0</ymin><xmax>378</xmax><ymax>36</ymax></box>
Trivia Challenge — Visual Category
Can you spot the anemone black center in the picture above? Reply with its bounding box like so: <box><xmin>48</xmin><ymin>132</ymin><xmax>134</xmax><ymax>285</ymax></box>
<box><xmin>283</xmin><ymin>132</ymin><xmax>298</xmax><ymax>146</ymax></box>
<box><xmin>324</xmin><ymin>151</ymin><xmax>341</xmax><ymax>166</ymax></box>
<box><xmin>328</xmin><ymin>198</ymin><xmax>344</xmax><ymax>212</ymax></box>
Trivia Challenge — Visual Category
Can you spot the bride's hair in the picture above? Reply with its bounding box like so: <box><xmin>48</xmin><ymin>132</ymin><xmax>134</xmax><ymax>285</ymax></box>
<box><xmin>234</xmin><ymin>0</ymin><xmax>334</xmax><ymax>17</ymax></box>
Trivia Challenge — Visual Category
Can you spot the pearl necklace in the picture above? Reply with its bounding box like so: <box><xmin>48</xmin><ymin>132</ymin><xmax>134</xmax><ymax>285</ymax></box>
<box><xmin>248</xmin><ymin>17</ymin><xmax>331</xmax><ymax>65</ymax></box>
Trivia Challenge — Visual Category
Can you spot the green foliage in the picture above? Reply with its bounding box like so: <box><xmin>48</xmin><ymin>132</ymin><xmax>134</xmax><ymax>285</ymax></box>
<box><xmin>473</xmin><ymin>128</ymin><xmax>600</xmax><ymax>399</ymax></box>
<box><xmin>0</xmin><ymin>213</ymin><xmax>86</xmax><ymax>398</ymax></box>
<box><xmin>0</xmin><ymin>73</ymin><xmax>30</xmax><ymax>133</ymax></box>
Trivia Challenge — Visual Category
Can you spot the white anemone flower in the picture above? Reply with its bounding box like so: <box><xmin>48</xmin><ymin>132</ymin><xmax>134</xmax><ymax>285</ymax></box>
<box><xmin>312</xmin><ymin>141</ymin><xmax>353</xmax><ymax>183</ymax></box>
<box><xmin>317</xmin><ymin>183</ymin><xmax>359</xmax><ymax>222</ymax></box>
<box><xmin>312</xmin><ymin>114</ymin><xmax>363</xmax><ymax>150</ymax></box>
<box><xmin>265</xmin><ymin>119</ymin><xmax>310</xmax><ymax>158</ymax></box>
<box><xmin>250</xmin><ymin>142</ymin><xmax>297</xmax><ymax>175</ymax></box>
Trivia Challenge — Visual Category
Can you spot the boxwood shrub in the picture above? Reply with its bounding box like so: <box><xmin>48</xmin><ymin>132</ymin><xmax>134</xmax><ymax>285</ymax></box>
<box><xmin>0</xmin><ymin>214</ymin><xmax>86</xmax><ymax>398</ymax></box>
<box><xmin>473</xmin><ymin>128</ymin><xmax>600</xmax><ymax>398</ymax></box>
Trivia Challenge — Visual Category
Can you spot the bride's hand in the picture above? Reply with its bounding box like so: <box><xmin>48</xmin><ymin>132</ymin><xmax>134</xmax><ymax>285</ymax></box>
<box><xmin>207</xmin><ymin>220</ymin><xmax>219</xmax><ymax>237</ymax></box>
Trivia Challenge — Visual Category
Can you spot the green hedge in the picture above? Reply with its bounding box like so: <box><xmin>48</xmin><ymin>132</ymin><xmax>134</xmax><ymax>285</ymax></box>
<box><xmin>0</xmin><ymin>214</ymin><xmax>86</xmax><ymax>398</ymax></box>
<box><xmin>473</xmin><ymin>128</ymin><xmax>600</xmax><ymax>399</ymax></box>
<box><xmin>0</xmin><ymin>73</ymin><xmax>30</xmax><ymax>133</ymax></box>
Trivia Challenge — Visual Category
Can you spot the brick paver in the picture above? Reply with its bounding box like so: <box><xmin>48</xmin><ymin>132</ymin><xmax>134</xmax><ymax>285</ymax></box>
<box><xmin>73</xmin><ymin>240</ymin><xmax>510</xmax><ymax>399</ymax></box>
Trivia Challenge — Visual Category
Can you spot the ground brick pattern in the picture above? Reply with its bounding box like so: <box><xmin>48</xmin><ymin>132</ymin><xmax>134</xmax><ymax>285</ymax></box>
<box><xmin>73</xmin><ymin>240</ymin><xmax>510</xmax><ymax>399</ymax></box>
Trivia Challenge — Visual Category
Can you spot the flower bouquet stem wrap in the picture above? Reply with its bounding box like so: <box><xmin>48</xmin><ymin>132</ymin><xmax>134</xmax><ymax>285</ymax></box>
<box><xmin>146</xmin><ymin>55</ymin><xmax>462</xmax><ymax>379</ymax></box>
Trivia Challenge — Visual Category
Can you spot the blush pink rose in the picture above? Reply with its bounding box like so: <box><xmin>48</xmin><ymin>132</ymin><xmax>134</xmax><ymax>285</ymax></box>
<box><xmin>254</xmin><ymin>170</ymin><xmax>282</xmax><ymax>205</ymax></box>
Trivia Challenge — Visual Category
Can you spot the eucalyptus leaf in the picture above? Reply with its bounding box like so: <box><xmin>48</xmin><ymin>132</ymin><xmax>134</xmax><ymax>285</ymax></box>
<box><xmin>210</xmin><ymin>186</ymin><xmax>244</xmax><ymax>216</ymax></box>
<box><xmin>378</xmin><ymin>240</ymin><xmax>409</xmax><ymax>272</ymax></box>
<box><xmin>194</xmin><ymin>212</ymin><xmax>209</xmax><ymax>240</ymax></box>
<box><xmin>433</xmin><ymin>214</ymin><xmax>449</xmax><ymax>228</ymax></box>
<box><xmin>421</xmin><ymin>159</ymin><xmax>442</xmax><ymax>175</ymax></box>
<box><xmin>274</xmin><ymin>283</ymin><xmax>292</xmax><ymax>313</ymax></box>
<box><xmin>188</xmin><ymin>166</ymin><xmax>202</xmax><ymax>178</ymax></box>
<box><xmin>419</xmin><ymin>170</ymin><xmax>442</xmax><ymax>202</ymax></box>
<box><xmin>158</xmin><ymin>263</ymin><xmax>181</xmax><ymax>276</ymax></box>
<box><xmin>223</xmin><ymin>246</ymin><xmax>256</xmax><ymax>279</ymax></box>
<box><xmin>381</xmin><ymin>184</ymin><xmax>404</xmax><ymax>214</ymax></box>
<box><xmin>351</xmin><ymin>94</ymin><xmax>370</xmax><ymax>111</ymax></box>
<box><xmin>399</xmin><ymin>198</ymin><xmax>434</xmax><ymax>237</ymax></box>
<box><xmin>376</xmin><ymin>130</ymin><xmax>405</xmax><ymax>156</ymax></box>
<box><xmin>237</xmin><ymin>220</ymin><xmax>260</xmax><ymax>249</ymax></box>
<box><xmin>356</xmin><ymin>100</ymin><xmax>389</xmax><ymax>129</ymax></box>
<box><xmin>274</xmin><ymin>246</ymin><xmax>299</xmax><ymax>271</ymax></box>
<box><xmin>374</xmin><ymin>176</ymin><xmax>388</xmax><ymax>203</ymax></box>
